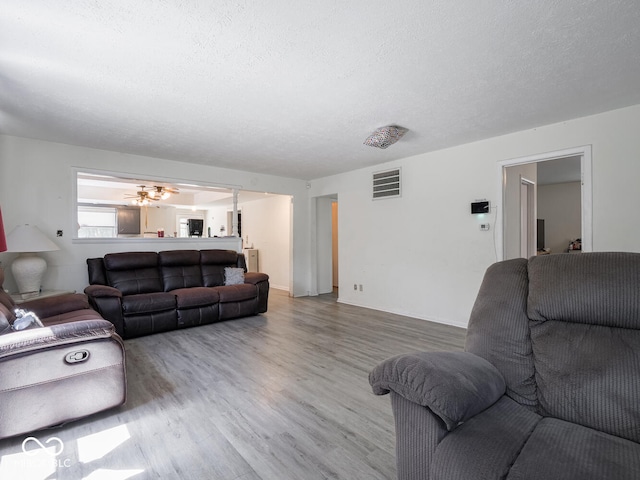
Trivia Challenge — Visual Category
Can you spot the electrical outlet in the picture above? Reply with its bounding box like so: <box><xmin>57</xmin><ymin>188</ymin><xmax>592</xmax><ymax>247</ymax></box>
<box><xmin>359</xmin><ymin>284</ymin><xmax>363</xmax><ymax>292</ymax></box>
<box><xmin>353</xmin><ymin>284</ymin><xmax>357</xmax><ymax>291</ymax></box>
<box><xmin>480</xmin><ymin>224</ymin><xmax>490</xmax><ymax>231</ymax></box>
<box><xmin>57</xmin><ymin>230</ymin><xmax>63</xmax><ymax>237</ymax></box>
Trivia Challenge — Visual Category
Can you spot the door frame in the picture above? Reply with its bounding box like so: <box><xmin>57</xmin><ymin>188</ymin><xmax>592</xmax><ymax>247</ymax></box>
<box><xmin>520</xmin><ymin>176</ymin><xmax>536</xmax><ymax>258</ymax></box>
<box><xmin>496</xmin><ymin>145</ymin><xmax>592</xmax><ymax>260</ymax></box>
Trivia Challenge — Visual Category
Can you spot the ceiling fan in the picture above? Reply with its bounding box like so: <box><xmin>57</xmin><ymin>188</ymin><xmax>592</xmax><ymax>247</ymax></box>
<box><xmin>148</xmin><ymin>185</ymin><xmax>179</xmax><ymax>200</ymax></box>
<box><xmin>125</xmin><ymin>185</ymin><xmax>179</xmax><ymax>206</ymax></box>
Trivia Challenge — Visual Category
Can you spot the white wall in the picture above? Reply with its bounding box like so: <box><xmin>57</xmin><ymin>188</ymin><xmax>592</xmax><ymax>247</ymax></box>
<box><xmin>537</xmin><ymin>182</ymin><xmax>582</xmax><ymax>254</ymax></box>
<box><xmin>238</xmin><ymin>194</ymin><xmax>292</xmax><ymax>291</ymax></box>
<box><xmin>205</xmin><ymin>205</ymin><xmax>231</xmax><ymax>237</ymax></box>
<box><xmin>310</xmin><ymin>104</ymin><xmax>640</xmax><ymax>328</ymax></box>
<box><xmin>0</xmin><ymin>135</ymin><xmax>309</xmax><ymax>296</ymax></box>
<box><xmin>3</xmin><ymin>104</ymin><xmax>640</xmax><ymax>328</ymax></box>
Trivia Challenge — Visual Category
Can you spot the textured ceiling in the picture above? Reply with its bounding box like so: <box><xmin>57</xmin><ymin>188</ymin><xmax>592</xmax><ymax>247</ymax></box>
<box><xmin>1</xmin><ymin>1</ymin><xmax>640</xmax><ymax>180</ymax></box>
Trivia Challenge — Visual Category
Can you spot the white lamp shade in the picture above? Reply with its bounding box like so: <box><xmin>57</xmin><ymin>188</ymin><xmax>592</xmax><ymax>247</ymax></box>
<box><xmin>6</xmin><ymin>224</ymin><xmax>59</xmax><ymax>253</ymax></box>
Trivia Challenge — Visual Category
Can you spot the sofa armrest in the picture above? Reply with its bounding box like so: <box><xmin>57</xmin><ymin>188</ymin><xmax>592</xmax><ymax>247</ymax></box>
<box><xmin>0</xmin><ymin>319</ymin><xmax>119</xmax><ymax>359</ymax></box>
<box><xmin>84</xmin><ymin>286</ymin><xmax>125</xmax><ymax>337</ymax></box>
<box><xmin>84</xmin><ymin>285</ymin><xmax>123</xmax><ymax>298</ymax></box>
<box><xmin>244</xmin><ymin>272</ymin><xmax>269</xmax><ymax>313</ymax></box>
<box><xmin>243</xmin><ymin>272</ymin><xmax>269</xmax><ymax>285</ymax></box>
<box><xmin>369</xmin><ymin>351</ymin><xmax>505</xmax><ymax>431</ymax></box>
<box><xmin>22</xmin><ymin>293</ymin><xmax>92</xmax><ymax>319</ymax></box>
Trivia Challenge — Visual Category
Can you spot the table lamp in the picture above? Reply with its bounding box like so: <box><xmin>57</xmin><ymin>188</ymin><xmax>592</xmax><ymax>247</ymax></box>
<box><xmin>6</xmin><ymin>224</ymin><xmax>59</xmax><ymax>296</ymax></box>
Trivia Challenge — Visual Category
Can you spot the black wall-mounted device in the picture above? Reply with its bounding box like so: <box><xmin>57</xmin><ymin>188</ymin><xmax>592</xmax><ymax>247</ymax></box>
<box><xmin>471</xmin><ymin>201</ymin><xmax>490</xmax><ymax>214</ymax></box>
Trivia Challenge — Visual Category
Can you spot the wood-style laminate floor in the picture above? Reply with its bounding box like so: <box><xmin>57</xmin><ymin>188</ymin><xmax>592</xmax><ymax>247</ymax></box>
<box><xmin>0</xmin><ymin>289</ymin><xmax>466</xmax><ymax>480</ymax></box>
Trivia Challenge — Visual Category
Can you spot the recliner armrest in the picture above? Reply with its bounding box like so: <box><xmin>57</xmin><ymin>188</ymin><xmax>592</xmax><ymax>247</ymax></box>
<box><xmin>22</xmin><ymin>293</ymin><xmax>92</xmax><ymax>319</ymax></box>
<box><xmin>83</xmin><ymin>286</ymin><xmax>125</xmax><ymax>336</ymax></box>
<box><xmin>243</xmin><ymin>272</ymin><xmax>269</xmax><ymax>285</ymax></box>
<box><xmin>85</xmin><ymin>284</ymin><xmax>123</xmax><ymax>298</ymax></box>
<box><xmin>0</xmin><ymin>319</ymin><xmax>119</xmax><ymax>359</ymax></box>
<box><xmin>369</xmin><ymin>351</ymin><xmax>505</xmax><ymax>431</ymax></box>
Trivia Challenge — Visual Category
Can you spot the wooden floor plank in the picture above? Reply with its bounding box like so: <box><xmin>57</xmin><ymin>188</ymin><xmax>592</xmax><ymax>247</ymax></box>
<box><xmin>0</xmin><ymin>289</ymin><xmax>466</xmax><ymax>479</ymax></box>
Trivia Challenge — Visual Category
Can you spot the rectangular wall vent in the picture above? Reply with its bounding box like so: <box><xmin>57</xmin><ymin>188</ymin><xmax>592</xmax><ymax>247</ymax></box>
<box><xmin>372</xmin><ymin>168</ymin><xmax>401</xmax><ymax>199</ymax></box>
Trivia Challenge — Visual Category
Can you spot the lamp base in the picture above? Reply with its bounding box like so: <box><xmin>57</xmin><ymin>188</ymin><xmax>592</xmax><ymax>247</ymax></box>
<box><xmin>11</xmin><ymin>253</ymin><xmax>46</xmax><ymax>295</ymax></box>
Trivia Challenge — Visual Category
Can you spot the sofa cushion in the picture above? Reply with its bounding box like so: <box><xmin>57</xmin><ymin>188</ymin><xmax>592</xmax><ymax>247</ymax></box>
<box><xmin>201</xmin><ymin>250</ymin><xmax>239</xmax><ymax>287</ymax></box>
<box><xmin>431</xmin><ymin>396</ymin><xmax>541</xmax><ymax>480</ymax></box>
<box><xmin>40</xmin><ymin>308</ymin><xmax>106</xmax><ymax>326</ymax></box>
<box><xmin>434</xmin><ymin>398</ymin><xmax>640</xmax><ymax>480</ymax></box>
<box><xmin>214</xmin><ymin>284</ymin><xmax>257</xmax><ymax>303</ymax></box>
<box><xmin>87</xmin><ymin>257</ymin><xmax>108</xmax><ymax>285</ymax></box>
<box><xmin>159</xmin><ymin>250</ymin><xmax>203</xmax><ymax>291</ymax></box>
<box><xmin>173</xmin><ymin>287</ymin><xmax>220</xmax><ymax>309</ymax></box>
<box><xmin>465</xmin><ymin>258</ymin><xmax>537</xmax><ymax>410</ymax></box>
<box><xmin>104</xmin><ymin>252</ymin><xmax>162</xmax><ymax>295</ymax></box>
<box><xmin>528</xmin><ymin>253</ymin><xmax>640</xmax><ymax>443</ymax></box>
<box><xmin>528</xmin><ymin>252</ymin><xmax>640</xmax><ymax>328</ymax></box>
<box><xmin>121</xmin><ymin>292</ymin><xmax>176</xmax><ymax>315</ymax></box>
<box><xmin>506</xmin><ymin>418</ymin><xmax>640</xmax><ymax>480</ymax></box>
<box><xmin>530</xmin><ymin>319</ymin><xmax>640</xmax><ymax>443</ymax></box>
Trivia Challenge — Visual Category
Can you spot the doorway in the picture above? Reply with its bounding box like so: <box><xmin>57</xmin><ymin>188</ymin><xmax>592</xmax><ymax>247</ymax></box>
<box><xmin>498</xmin><ymin>146</ymin><xmax>592</xmax><ymax>260</ymax></box>
<box><xmin>315</xmin><ymin>195</ymin><xmax>338</xmax><ymax>295</ymax></box>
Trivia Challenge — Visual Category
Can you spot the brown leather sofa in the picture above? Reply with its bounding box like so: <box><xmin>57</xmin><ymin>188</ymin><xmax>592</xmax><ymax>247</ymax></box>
<box><xmin>84</xmin><ymin>249</ymin><xmax>270</xmax><ymax>339</ymax></box>
<box><xmin>0</xmin><ymin>269</ymin><xmax>126</xmax><ymax>440</ymax></box>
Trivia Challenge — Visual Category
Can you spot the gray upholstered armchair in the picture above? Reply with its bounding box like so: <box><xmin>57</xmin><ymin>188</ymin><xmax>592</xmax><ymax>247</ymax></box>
<box><xmin>370</xmin><ymin>252</ymin><xmax>640</xmax><ymax>480</ymax></box>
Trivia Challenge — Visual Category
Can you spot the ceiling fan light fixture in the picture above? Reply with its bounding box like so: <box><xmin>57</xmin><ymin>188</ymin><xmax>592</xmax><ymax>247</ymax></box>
<box><xmin>131</xmin><ymin>197</ymin><xmax>150</xmax><ymax>206</ymax></box>
<box><xmin>364</xmin><ymin>125</ymin><xmax>408</xmax><ymax>149</ymax></box>
<box><xmin>125</xmin><ymin>185</ymin><xmax>178</xmax><ymax>205</ymax></box>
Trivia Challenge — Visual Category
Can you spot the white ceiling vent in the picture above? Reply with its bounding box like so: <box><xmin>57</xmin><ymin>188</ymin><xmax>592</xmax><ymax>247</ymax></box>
<box><xmin>372</xmin><ymin>168</ymin><xmax>401</xmax><ymax>200</ymax></box>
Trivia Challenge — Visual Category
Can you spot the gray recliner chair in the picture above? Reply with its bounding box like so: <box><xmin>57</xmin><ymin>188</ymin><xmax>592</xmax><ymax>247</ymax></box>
<box><xmin>370</xmin><ymin>252</ymin><xmax>640</xmax><ymax>480</ymax></box>
<box><xmin>0</xmin><ymin>268</ymin><xmax>126</xmax><ymax>440</ymax></box>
